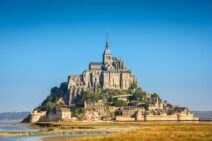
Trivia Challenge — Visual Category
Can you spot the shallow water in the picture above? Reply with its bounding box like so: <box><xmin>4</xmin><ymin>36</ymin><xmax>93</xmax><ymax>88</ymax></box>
<box><xmin>0</xmin><ymin>123</ymin><xmax>36</xmax><ymax>133</ymax></box>
<box><xmin>0</xmin><ymin>134</ymin><xmax>107</xmax><ymax>141</ymax></box>
<box><xmin>0</xmin><ymin>135</ymin><xmax>44</xmax><ymax>141</ymax></box>
<box><xmin>0</xmin><ymin>123</ymin><xmax>108</xmax><ymax>141</ymax></box>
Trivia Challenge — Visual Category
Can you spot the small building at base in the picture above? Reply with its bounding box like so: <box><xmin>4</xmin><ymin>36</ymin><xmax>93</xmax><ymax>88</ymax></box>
<box><xmin>30</xmin><ymin>107</ymin><xmax>77</xmax><ymax>122</ymax></box>
<box><xmin>30</xmin><ymin>111</ymin><xmax>46</xmax><ymax>123</ymax></box>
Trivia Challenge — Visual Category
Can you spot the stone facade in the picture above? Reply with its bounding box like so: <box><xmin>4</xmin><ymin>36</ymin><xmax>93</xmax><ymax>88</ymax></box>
<box><xmin>30</xmin><ymin>107</ymin><xmax>74</xmax><ymax>122</ymax></box>
<box><xmin>84</xmin><ymin>100</ymin><xmax>107</xmax><ymax>120</ymax></box>
<box><xmin>68</xmin><ymin>35</ymin><xmax>137</xmax><ymax>105</ymax></box>
<box><xmin>55</xmin><ymin>107</ymin><xmax>72</xmax><ymax>121</ymax></box>
<box><xmin>116</xmin><ymin>116</ymin><xmax>135</xmax><ymax>121</ymax></box>
<box><xmin>116</xmin><ymin>106</ymin><xmax>199</xmax><ymax>122</ymax></box>
<box><xmin>30</xmin><ymin>111</ymin><xmax>46</xmax><ymax>123</ymax></box>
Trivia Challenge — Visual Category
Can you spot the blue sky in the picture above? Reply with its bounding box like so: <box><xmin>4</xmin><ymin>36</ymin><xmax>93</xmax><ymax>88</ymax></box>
<box><xmin>0</xmin><ymin>0</ymin><xmax>211</xmax><ymax>112</ymax></box>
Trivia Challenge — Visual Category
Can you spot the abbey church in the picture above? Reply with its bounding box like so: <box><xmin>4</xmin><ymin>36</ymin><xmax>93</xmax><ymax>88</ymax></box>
<box><xmin>29</xmin><ymin>34</ymin><xmax>199</xmax><ymax>123</ymax></box>
<box><xmin>68</xmin><ymin>35</ymin><xmax>137</xmax><ymax>105</ymax></box>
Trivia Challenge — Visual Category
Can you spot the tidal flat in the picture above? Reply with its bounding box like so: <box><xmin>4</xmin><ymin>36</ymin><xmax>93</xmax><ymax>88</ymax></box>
<box><xmin>0</xmin><ymin>122</ymin><xmax>212</xmax><ymax>141</ymax></box>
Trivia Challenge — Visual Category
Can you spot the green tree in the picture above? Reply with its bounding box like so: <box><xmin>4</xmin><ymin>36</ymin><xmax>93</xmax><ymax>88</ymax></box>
<box><xmin>73</xmin><ymin>108</ymin><xmax>85</xmax><ymax>120</ymax></box>
<box><xmin>131</xmin><ymin>82</ymin><xmax>138</xmax><ymax>89</ymax></box>
<box><xmin>138</xmin><ymin>102</ymin><xmax>149</xmax><ymax>110</ymax></box>
<box><xmin>113</xmin><ymin>100</ymin><xmax>127</xmax><ymax>107</ymax></box>
<box><xmin>152</xmin><ymin>93</ymin><xmax>159</xmax><ymax>98</ymax></box>
<box><xmin>108</xmin><ymin>95</ymin><xmax>114</xmax><ymax>103</ymax></box>
<box><xmin>147</xmin><ymin>98</ymin><xmax>153</xmax><ymax>104</ymax></box>
<box><xmin>46</xmin><ymin>101</ymin><xmax>55</xmax><ymax>113</ymax></box>
<box><xmin>91</xmin><ymin>93</ymin><xmax>100</xmax><ymax>102</ymax></box>
<box><xmin>132</xmin><ymin>92</ymin><xmax>139</xmax><ymax>100</ymax></box>
<box><xmin>142</xmin><ymin>91</ymin><xmax>147</xmax><ymax>101</ymax></box>
<box><xmin>137</xmin><ymin>87</ymin><xmax>142</xmax><ymax>92</ymax></box>
<box><xmin>128</xmin><ymin>101</ymin><xmax>138</xmax><ymax>106</ymax></box>
<box><xmin>151</xmin><ymin>93</ymin><xmax>160</xmax><ymax>103</ymax></box>
<box><xmin>128</xmin><ymin>82</ymin><xmax>138</xmax><ymax>94</ymax></box>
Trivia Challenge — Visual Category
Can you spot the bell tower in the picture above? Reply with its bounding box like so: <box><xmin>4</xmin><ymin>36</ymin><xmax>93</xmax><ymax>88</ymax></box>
<box><xmin>103</xmin><ymin>33</ymin><xmax>113</xmax><ymax>65</ymax></box>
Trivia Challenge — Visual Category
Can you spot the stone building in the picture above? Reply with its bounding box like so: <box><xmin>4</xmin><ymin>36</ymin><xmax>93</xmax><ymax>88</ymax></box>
<box><xmin>84</xmin><ymin>100</ymin><xmax>107</xmax><ymax>120</ymax></box>
<box><xmin>55</xmin><ymin>107</ymin><xmax>72</xmax><ymax>121</ymax></box>
<box><xmin>30</xmin><ymin>110</ymin><xmax>46</xmax><ymax>123</ymax></box>
<box><xmin>47</xmin><ymin>107</ymin><xmax>73</xmax><ymax>122</ymax></box>
<box><xmin>68</xmin><ymin>34</ymin><xmax>137</xmax><ymax>105</ymax></box>
<box><xmin>116</xmin><ymin>106</ymin><xmax>140</xmax><ymax>121</ymax></box>
<box><xmin>30</xmin><ymin>107</ymin><xmax>75</xmax><ymax>122</ymax></box>
<box><xmin>148</xmin><ymin>97</ymin><xmax>164</xmax><ymax>111</ymax></box>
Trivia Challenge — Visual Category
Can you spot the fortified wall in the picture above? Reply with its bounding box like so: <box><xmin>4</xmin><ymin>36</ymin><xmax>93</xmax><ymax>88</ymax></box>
<box><xmin>30</xmin><ymin>108</ymin><xmax>76</xmax><ymax>122</ymax></box>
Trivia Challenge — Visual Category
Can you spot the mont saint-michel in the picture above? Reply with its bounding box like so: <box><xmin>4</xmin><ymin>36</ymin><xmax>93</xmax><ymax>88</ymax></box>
<box><xmin>27</xmin><ymin>35</ymin><xmax>198</xmax><ymax>123</ymax></box>
<box><xmin>1</xmin><ymin>1</ymin><xmax>212</xmax><ymax>140</ymax></box>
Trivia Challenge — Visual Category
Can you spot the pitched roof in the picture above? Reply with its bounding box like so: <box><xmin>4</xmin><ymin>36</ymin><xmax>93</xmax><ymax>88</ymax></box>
<box><xmin>89</xmin><ymin>62</ymin><xmax>103</xmax><ymax>66</ymax></box>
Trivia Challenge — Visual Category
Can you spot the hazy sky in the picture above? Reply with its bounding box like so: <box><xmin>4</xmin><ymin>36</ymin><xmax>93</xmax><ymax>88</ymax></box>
<box><xmin>0</xmin><ymin>0</ymin><xmax>211</xmax><ymax>112</ymax></box>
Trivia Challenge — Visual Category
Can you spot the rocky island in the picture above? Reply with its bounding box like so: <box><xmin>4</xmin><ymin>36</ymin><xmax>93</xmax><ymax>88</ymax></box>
<box><xmin>28</xmin><ymin>34</ymin><xmax>198</xmax><ymax>123</ymax></box>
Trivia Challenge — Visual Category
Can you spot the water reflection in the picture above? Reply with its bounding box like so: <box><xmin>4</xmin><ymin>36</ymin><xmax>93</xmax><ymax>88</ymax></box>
<box><xmin>0</xmin><ymin>124</ymin><xmax>36</xmax><ymax>133</ymax></box>
<box><xmin>0</xmin><ymin>123</ymin><xmax>108</xmax><ymax>141</ymax></box>
<box><xmin>0</xmin><ymin>134</ymin><xmax>107</xmax><ymax>141</ymax></box>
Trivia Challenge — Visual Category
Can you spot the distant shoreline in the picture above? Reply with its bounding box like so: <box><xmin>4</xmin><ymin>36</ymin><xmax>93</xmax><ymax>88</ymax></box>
<box><xmin>0</xmin><ymin>120</ymin><xmax>22</xmax><ymax>124</ymax></box>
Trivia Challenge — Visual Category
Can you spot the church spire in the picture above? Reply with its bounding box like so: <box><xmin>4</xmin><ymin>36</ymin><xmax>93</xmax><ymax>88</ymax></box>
<box><xmin>103</xmin><ymin>32</ymin><xmax>112</xmax><ymax>65</ymax></box>
<box><xmin>104</xmin><ymin>32</ymin><xmax>111</xmax><ymax>55</ymax></box>
<box><xmin>106</xmin><ymin>32</ymin><xmax>109</xmax><ymax>49</ymax></box>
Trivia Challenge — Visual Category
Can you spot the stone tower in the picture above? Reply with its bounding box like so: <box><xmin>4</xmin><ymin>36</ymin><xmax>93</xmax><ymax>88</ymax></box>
<box><xmin>103</xmin><ymin>33</ymin><xmax>113</xmax><ymax>67</ymax></box>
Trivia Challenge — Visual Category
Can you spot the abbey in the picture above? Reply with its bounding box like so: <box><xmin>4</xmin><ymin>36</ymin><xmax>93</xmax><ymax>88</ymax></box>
<box><xmin>29</xmin><ymin>34</ymin><xmax>199</xmax><ymax>123</ymax></box>
<box><xmin>68</xmin><ymin>35</ymin><xmax>137</xmax><ymax>105</ymax></box>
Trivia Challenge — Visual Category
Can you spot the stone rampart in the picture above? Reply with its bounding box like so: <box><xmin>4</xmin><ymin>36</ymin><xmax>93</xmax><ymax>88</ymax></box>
<box><xmin>115</xmin><ymin>116</ymin><xmax>135</xmax><ymax>121</ymax></box>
